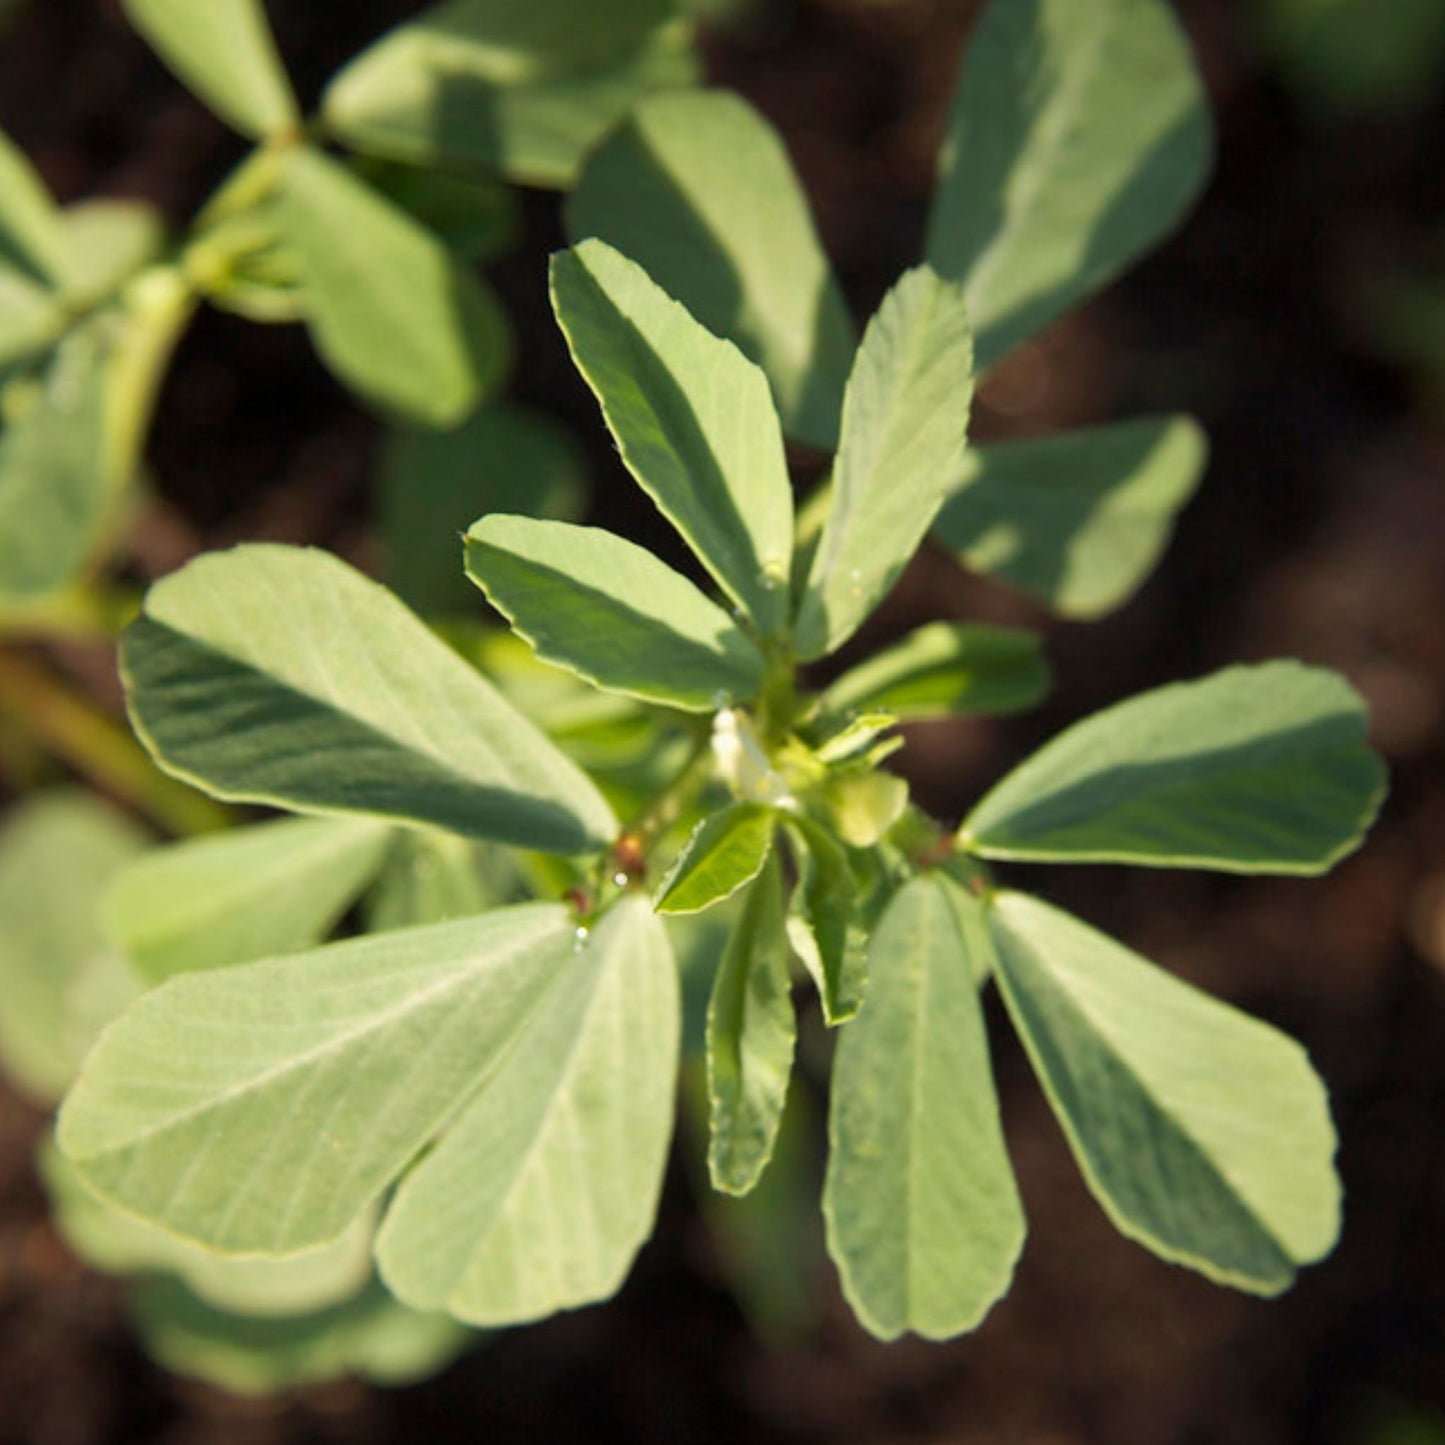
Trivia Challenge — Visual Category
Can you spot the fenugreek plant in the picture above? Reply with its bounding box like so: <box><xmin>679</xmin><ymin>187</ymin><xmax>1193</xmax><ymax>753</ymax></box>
<box><xmin>0</xmin><ymin>0</ymin><xmax>1388</xmax><ymax>1383</ymax></box>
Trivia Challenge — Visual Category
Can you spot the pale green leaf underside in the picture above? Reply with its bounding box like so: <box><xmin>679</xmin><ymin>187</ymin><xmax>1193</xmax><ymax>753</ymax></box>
<box><xmin>781</xmin><ymin>816</ymin><xmax>863</xmax><ymax>1025</ymax></box>
<box><xmin>964</xmin><ymin>661</ymin><xmax>1385</xmax><ymax>873</ymax></box>
<box><xmin>566</xmin><ymin>89</ymin><xmax>856</xmax><ymax>449</ymax></box>
<box><xmin>132</xmin><ymin>1276</ymin><xmax>470</xmax><ymax>1397</ymax></box>
<box><xmin>933</xmin><ymin>416</ymin><xmax>1207</xmax><ymax>618</ymax></box>
<box><xmin>550</xmin><ymin>239</ymin><xmax>794</xmax><ymax>635</ymax></box>
<box><xmin>925</xmin><ymin>0</ymin><xmax>1212</xmax><ymax>369</ymax></box>
<box><xmin>0</xmin><ymin>329</ymin><xmax>111</xmax><ymax>604</ymax></box>
<box><xmin>825</xmin><ymin>876</ymin><xmax>1024</xmax><ymax>1340</ymax></box>
<box><xmin>0</xmin><ymin>126</ymin><xmax>71</xmax><ymax>287</ymax></box>
<box><xmin>279</xmin><ymin>147</ymin><xmax>508</xmax><ymax>428</ymax></box>
<box><xmin>380</xmin><ymin>402</ymin><xmax>585</xmax><ymax>617</ymax></box>
<box><xmin>822</xmin><ymin>621</ymin><xmax>1050</xmax><ymax>720</ymax></box>
<box><xmin>121</xmin><ymin>544</ymin><xmax>617</xmax><ymax>854</ymax></box>
<box><xmin>466</xmin><ymin>514</ymin><xmax>765</xmax><ymax>711</ymax></box>
<box><xmin>105</xmin><ymin>816</ymin><xmax>393</xmax><ymax>984</ymax></box>
<box><xmin>123</xmin><ymin>0</ymin><xmax>299</xmax><ymax>140</ymax></box>
<box><xmin>41</xmin><ymin>1140</ymin><xmax>376</xmax><ymax>1319</ymax></box>
<box><xmin>0</xmin><ymin>793</ymin><xmax>148</xmax><ymax>1104</ymax></box>
<box><xmin>376</xmin><ymin>895</ymin><xmax>680</xmax><ymax>1325</ymax></box>
<box><xmin>795</xmin><ymin>266</ymin><xmax>974</xmax><ymax>660</ymax></box>
<box><xmin>989</xmin><ymin>890</ymin><xmax>1339</xmax><ymax>1291</ymax></box>
<box><xmin>59</xmin><ymin>904</ymin><xmax>579</xmax><ymax>1253</ymax></box>
<box><xmin>706</xmin><ymin>854</ymin><xmax>796</xmax><ymax>1194</ymax></box>
<box><xmin>654</xmin><ymin>803</ymin><xmax>775</xmax><ymax>916</ymax></box>
<box><xmin>323</xmin><ymin>0</ymin><xmax>695</xmax><ymax>189</ymax></box>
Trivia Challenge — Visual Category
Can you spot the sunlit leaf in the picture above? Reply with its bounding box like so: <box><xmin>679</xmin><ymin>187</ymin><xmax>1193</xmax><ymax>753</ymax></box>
<box><xmin>794</xmin><ymin>266</ymin><xmax>974</xmax><ymax>660</ymax></box>
<box><xmin>655</xmin><ymin>803</ymin><xmax>775</xmax><ymax>916</ymax></box>
<box><xmin>567</xmin><ymin>90</ymin><xmax>855</xmax><ymax>448</ymax></box>
<box><xmin>467</xmin><ymin>515</ymin><xmax>766</xmax><ymax>710</ymax></box>
<box><xmin>59</xmin><ymin>904</ymin><xmax>579</xmax><ymax>1252</ymax></box>
<box><xmin>104</xmin><ymin>816</ymin><xmax>392</xmax><ymax>983</ymax></box>
<box><xmin>0</xmin><ymin>792</ymin><xmax>147</xmax><ymax>1103</ymax></box>
<box><xmin>823</xmin><ymin>621</ymin><xmax>1049</xmax><ymax>720</ymax></box>
<box><xmin>322</xmin><ymin>0</ymin><xmax>694</xmax><ymax>188</ymax></box>
<box><xmin>824</xmin><ymin>876</ymin><xmax>1024</xmax><ymax>1339</ymax></box>
<box><xmin>121</xmin><ymin>544</ymin><xmax>617</xmax><ymax>853</ymax></box>
<box><xmin>375</xmin><ymin>895</ymin><xmax>680</xmax><ymax>1325</ymax></box>
<box><xmin>279</xmin><ymin>147</ymin><xmax>509</xmax><ymax>427</ymax></box>
<box><xmin>550</xmin><ymin>239</ymin><xmax>794</xmax><ymax>634</ymax></box>
<box><xmin>934</xmin><ymin>416</ymin><xmax>1206</xmax><ymax>618</ymax></box>
<box><xmin>122</xmin><ymin>0</ymin><xmax>299</xmax><ymax>140</ymax></box>
<box><xmin>780</xmin><ymin>815</ymin><xmax>863</xmax><ymax>1025</ymax></box>
<box><xmin>964</xmin><ymin>662</ymin><xmax>1386</xmax><ymax>873</ymax></box>
<box><xmin>0</xmin><ymin>126</ymin><xmax>71</xmax><ymax>286</ymax></box>
<box><xmin>925</xmin><ymin>0</ymin><xmax>1212</xmax><ymax>368</ymax></box>
<box><xmin>989</xmin><ymin>890</ymin><xmax>1339</xmax><ymax>1291</ymax></box>
<box><xmin>706</xmin><ymin>854</ymin><xmax>796</xmax><ymax>1194</ymax></box>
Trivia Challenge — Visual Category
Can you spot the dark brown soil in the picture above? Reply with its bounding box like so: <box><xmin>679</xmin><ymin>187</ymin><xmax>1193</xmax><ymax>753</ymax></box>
<box><xmin>2</xmin><ymin>2</ymin><xmax>1444</xmax><ymax>1442</ymax></box>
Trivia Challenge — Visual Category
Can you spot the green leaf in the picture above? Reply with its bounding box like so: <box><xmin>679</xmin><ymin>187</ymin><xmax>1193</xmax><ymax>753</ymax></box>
<box><xmin>0</xmin><ymin>793</ymin><xmax>148</xmax><ymax>1103</ymax></box>
<box><xmin>820</xmin><ymin>769</ymin><xmax>909</xmax><ymax>849</ymax></box>
<box><xmin>41</xmin><ymin>1139</ymin><xmax>376</xmax><ymax>1319</ymax></box>
<box><xmin>655</xmin><ymin>803</ymin><xmax>775</xmax><ymax>916</ymax></box>
<box><xmin>988</xmin><ymin>890</ymin><xmax>1339</xmax><ymax>1291</ymax></box>
<box><xmin>822</xmin><ymin>621</ymin><xmax>1049</xmax><ymax>720</ymax></box>
<box><xmin>933</xmin><ymin>416</ymin><xmax>1207</xmax><ymax>618</ymax></box>
<box><xmin>963</xmin><ymin>661</ymin><xmax>1386</xmax><ymax>873</ymax></box>
<box><xmin>380</xmin><ymin>403</ymin><xmax>585</xmax><ymax>617</ymax></box>
<box><xmin>278</xmin><ymin>147</ymin><xmax>509</xmax><ymax>428</ymax></box>
<box><xmin>131</xmin><ymin>1276</ymin><xmax>471</xmax><ymax>1396</ymax></box>
<box><xmin>104</xmin><ymin>816</ymin><xmax>392</xmax><ymax>983</ymax></box>
<box><xmin>566</xmin><ymin>90</ymin><xmax>856</xmax><ymax>449</ymax></box>
<box><xmin>824</xmin><ymin>876</ymin><xmax>1024</xmax><ymax>1340</ymax></box>
<box><xmin>467</xmin><ymin>515</ymin><xmax>766</xmax><ymax>711</ymax></box>
<box><xmin>375</xmin><ymin>894</ymin><xmax>680</xmax><ymax>1326</ymax></box>
<box><xmin>122</xmin><ymin>0</ymin><xmax>299</xmax><ymax>140</ymax></box>
<box><xmin>59</xmin><ymin>903</ymin><xmax>579</xmax><ymax>1252</ymax></box>
<box><xmin>322</xmin><ymin>0</ymin><xmax>694</xmax><ymax>189</ymax></box>
<box><xmin>781</xmin><ymin>816</ymin><xmax>863</xmax><ymax>1025</ymax></box>
<box><xmin>121</xmin><ymin>544</ymin><xmax>617</xmax><ymax>853</ymax></box>
<box><xmin>353</xmin><ymin>158</ymin><xmax>518</xmax><ymax>264</ymax></box>
<box><xmin>365</xmin><ymin>830</ymin><xmax>504</xmax><ymax>932</ymax></box>
<box><xmin>0</xmin><ymin>329</ymin><xmax>111</xmax><ymax>604</ymax></box>
<box><xmin>706</xmin><ymin>854</ymin><xmax>796</xmax><ymax>1194</ymax></box>
<box><xmin>550</xmin><ymin>239</ymin><xmax>794</xmax><ymax>635</ymax></box>
<box><xmin>794</xmin><ymin>267</ymin><xmax>974</xmax><ymax>660</ymax></box>
<box><xmin>0</xmin><ymin>127</ymin><xmax>70</xmax><ymax>287</ymax></box>
<box><xmin>925</xmin><ymin>0</ymin><xmax>1212</xmax><ymax>369</ymax></box>
<box><xmin>59</xmin><ymin>200</ymin><xmax>167</xmax><ymax>308</ymax></box>
<box><xmin>0</xmin><ymin>266</ymin><xmax>62</xmax><ymax>367</ymax></box>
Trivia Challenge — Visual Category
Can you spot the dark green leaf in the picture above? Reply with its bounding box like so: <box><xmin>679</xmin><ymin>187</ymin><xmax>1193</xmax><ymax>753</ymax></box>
<box><xmin>781</xmin><ymin>815</ymin><xmax>863</xmax><ymax>1024</ymax></box>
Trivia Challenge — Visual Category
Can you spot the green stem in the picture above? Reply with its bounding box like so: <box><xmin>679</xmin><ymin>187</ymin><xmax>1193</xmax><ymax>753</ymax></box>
<box><xmin>0</xmin><ymin>648</ymin><xmax>230</xmax><ymax>836</ymax></box>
